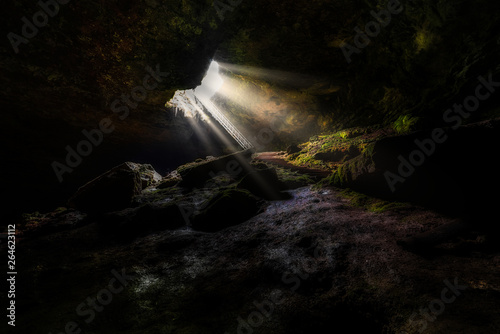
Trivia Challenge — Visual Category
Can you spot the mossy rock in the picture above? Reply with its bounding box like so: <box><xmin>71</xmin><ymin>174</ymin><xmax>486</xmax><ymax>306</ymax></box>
<box><xmin>157</xmin><ymin>177</ymin><xmax>181</xmax><ymax>189</ymax></box>
<box><xmin>313</xmin><ymin>145</ymin><xmax>360</xmax><ymax>162</ymax></box>
<box><xmin>68</xmin><ymin>162</ymin><xmax>144</xmax><ymax>215</ymax></box>
<box><xmin>177</xmin><ymin>149</ymin><xmax>255</xmax><ymax>188</ymax></box>
<box><xmin>339</xmin><ymin>189</ymin><xmax>409</xmax><ymax>213</ymax></box>
<box><xmin>275</xmin><ymin>168</ymin><xmax>315</xmax><ymax>189</ymax></box>
<box><xmin>237</xmin><ymin>167</ymin><xmax>291</xmax><ymax>200</ymax></box>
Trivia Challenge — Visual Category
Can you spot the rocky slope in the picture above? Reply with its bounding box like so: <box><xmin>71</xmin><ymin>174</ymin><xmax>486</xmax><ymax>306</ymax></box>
<box><xmin>7</xmin><ymin>155</ymin><xmax>500</xmax><ymax>333</ymax></box>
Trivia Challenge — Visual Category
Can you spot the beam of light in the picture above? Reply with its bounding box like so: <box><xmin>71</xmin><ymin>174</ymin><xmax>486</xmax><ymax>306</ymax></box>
<box><xmin>177</xmin><ymin>89</ymin><xmax>242</xmax><ymax>151</ymax></box>
<box><xmin>215</xmin><ymin>73</ymin><xmax>275</xmax><ymax>117</ymax></box>
<box><xmin>217</xmin><ymin>62</ymin><xmax>336</xmax><ymax>89</ymax></box>
<box><xmin>195</xmin><ymin>91</ymin><xmax>253</xmax><ymax>150</ymax></box>
<box><xmin>186</xmin><ymin>95</ymin><xmax>237</xmax><ymax>150</ymax></box>
<box><xmin>166</xmin><ymin>62</ymin><xmax>248</xmax><ymax>151</ymax></box>
<box><xmin>215</xmin><ymin>72</ymin><xmax>294</xmax><ymax>133</ymax></box>
<box><xmin>165</xmin><ymin>61</ymin><xmax>293</xmax><ymax>199</ymax></box>
<box><xmin>204</xmin><ymin>116</ymin><xmax>240</xmax><ymax>150</ymax></box>
<box><xmin>176</xmin><ymin>99</ymin><xmax>216</xmax><ymax>153</ymax></box>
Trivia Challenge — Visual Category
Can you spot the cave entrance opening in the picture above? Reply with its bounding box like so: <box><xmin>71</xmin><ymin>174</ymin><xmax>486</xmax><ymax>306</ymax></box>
<box><xmin>167</xmin><ymin>61</ymin><xmax>253</xmax><ymax>151</ymax></box>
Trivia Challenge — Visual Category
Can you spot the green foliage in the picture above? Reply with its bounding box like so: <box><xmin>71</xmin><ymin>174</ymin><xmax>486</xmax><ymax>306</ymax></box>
<box><xmin>392</xmin><ymin>114</ymin><xmax>419</xmax><ymax>134</ymax></box>
<box><xmin>361</xmin><ymin>142</ymin><xmax>376</xmax><ymax>156</ymax></box>
<box><xmin>286</xmin><ymin>126</ymin><xmax>379</xmax><ymax>169</ymax></box>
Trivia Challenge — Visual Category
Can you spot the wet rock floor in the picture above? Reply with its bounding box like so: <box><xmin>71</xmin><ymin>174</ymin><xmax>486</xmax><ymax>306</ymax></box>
<box><xmin>8</xmin><ymin>187</ymin><xmax>500</xmax><ymax>334</ymax></box>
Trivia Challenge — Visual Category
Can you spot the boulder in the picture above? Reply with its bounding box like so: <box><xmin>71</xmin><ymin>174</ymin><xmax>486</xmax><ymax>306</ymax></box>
<box><xmin>327</xmin><ymin>119</ymin><xmax>500</xmax><ymax>218</ymax></box>
<box><xmin>68</xmin><ymin>162</ymin><xmax>161</xmax><ymax>214</ymax></box>
<box><xmin>157</xmin><ymin>171</ymin><xmax>182</xmax><ymax>189</ymax></box>
<box><xmin>133</xmin><ymin>163</ymin><xmax>163</xmax><ymax>188</ymax></box>
<box><xmin>157</xmin><ymin>178</ymin><xmax>180</xmax><ymax>189</ymax></box>
<box><xmin>177</xmin><ymin>148</ymin><xmax>255</xmax><ymax>187</ymax></box>
<box><xmin>237</xmin><ymin>167</ymin><xmax>291</xmax><ymax>200</ymax></box>
<box><xmin>191</xmin><ymin>189</ymin><xmax>260</xmax><ymax>232</ymax></box>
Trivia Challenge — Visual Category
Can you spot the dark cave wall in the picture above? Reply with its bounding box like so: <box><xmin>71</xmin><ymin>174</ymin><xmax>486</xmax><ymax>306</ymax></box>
<box><xmin>0</xmin><ymin>0</ymin><xmax>228</xmax><ymax>216</ymax></box>
<box><xmin>1</xmin><ymin>0</ymin><xmax>225</xmax><ymax>147</ymax></box>
<box><xmin>217</xmin><ymin>0</ymin><xmax>500</xmax><ymax>130</ymax></box>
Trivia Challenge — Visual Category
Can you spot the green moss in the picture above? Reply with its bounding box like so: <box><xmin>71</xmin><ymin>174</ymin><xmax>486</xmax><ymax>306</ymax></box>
<box><xmin>314</xmin><ymin>169</ymin><xmax>340</xmax><ymax>189</ymax></box>
<box><xmin>286</xmin><ymin>126</ymin><xmax>381</xmax><ymax>171</ymax></box>
<box><xmin>274</xmin><ymin>167</ymin><xmax>315</xmax><ymax>188</ymax></box>
<box><xmin>333</xmin><ymin>164</ymin><xmax>350</xmax><ymax>187</ymax></box>
<box><xmin>54</xmin><ymin>207</ymin><xmax>68</xmax><ymax>214</ymax></box>
<box><xmin>414</xmin><ymin>28</ymin><xmax>435</xmax><ymax>52</ymax></box>
<box><xmin>339</xmin><ymin>189</ymin><xmax>409</xmax><ymax>213</ymax></box>
<box><xmin>292</xmin><ymin>154</ymin><xmax>327</xmax><ymax>168</ymax></box>
<box><xmin>360</xmin><ymin>142</ymin><xmax>376</xmax><ymax>156</ymax></box>
<box><xmin>392</xmin><ymin>114</ymin><xmax>419</xmax><ymax>134</ymax></box>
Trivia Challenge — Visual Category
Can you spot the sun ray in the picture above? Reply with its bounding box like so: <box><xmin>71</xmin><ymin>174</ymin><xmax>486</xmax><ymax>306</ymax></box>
<box><xmin>217</xmin><ymin>62</ymin><xmax>330</xmax><ymax>88</ymax></box>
